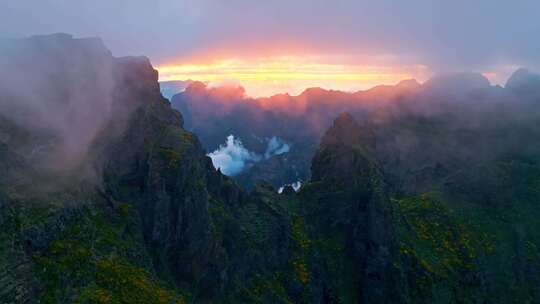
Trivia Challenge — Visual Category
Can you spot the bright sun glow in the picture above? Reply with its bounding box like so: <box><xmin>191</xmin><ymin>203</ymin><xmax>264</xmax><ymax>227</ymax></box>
<box><xmin>156</xmin><ymin>56</ymin><xmax>429</xmax><ymax>97</ymax></box>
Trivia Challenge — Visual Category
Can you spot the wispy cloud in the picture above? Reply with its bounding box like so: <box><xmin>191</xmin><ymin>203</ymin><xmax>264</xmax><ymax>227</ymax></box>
<box><xmin>207</xmin><ymin>135</ymin><xmax>291</xmax><ymax>175</ymax></box>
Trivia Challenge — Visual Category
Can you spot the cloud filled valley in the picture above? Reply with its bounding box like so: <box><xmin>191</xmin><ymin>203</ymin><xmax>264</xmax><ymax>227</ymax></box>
<box><xmin>169</xmin><ymin>69</ymin><xmax>540</xmax><ymax>190</ymax></box>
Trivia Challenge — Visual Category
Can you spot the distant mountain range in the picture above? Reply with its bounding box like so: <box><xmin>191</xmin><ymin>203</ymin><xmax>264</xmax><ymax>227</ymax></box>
<box><xmin>169</xmin><ymin>68</ymin><xmax>540</xmax><ymax>189</ymax></box>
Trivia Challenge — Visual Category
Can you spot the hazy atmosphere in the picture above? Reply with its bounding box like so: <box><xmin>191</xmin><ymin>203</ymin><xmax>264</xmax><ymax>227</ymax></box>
<box><xmin>2</xmin><ymin>0</ymin><xmax>540</xmax><ymax>95</ymax></box>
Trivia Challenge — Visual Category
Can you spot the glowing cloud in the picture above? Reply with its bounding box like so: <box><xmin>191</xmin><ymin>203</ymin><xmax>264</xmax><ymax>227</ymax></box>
<box><xmin>157</xmin><ymin>55</ymin><xmax>429</xmax><ymax>97</ymax></box>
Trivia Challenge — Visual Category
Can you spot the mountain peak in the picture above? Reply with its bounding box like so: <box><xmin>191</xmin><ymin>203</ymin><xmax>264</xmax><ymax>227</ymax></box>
<box><xmin>320</xmin><ymin>112</ymin><xmax>374</xmax><ymax>149</ymax></box>
<box><xmin>300</xmin><ymin>87</ymin><xmax>328</xmax><ymax>97</ymax></box>
<box><xmin>334</xmin><ymin>112</ymin><xmax>357</xmax><ymax>128</ymax></box>
<box><xmin>396</xmin><ymin>78</ymin><xmax>421</xmax><ymax>89</ymax></box>
<box><xmin>507</xmin><ymin>67</ymin><xmax>531</xmax><ymax>79</ymax></box>
<box><xmin>312</xmin><ymin>112</ymin><xmax>376</xmax><ymax>182</ymax></box>
<box><xmin>185</xmin><ymin>81</ymin><xmax>208</xmax><ymax>93</ymax></box>
<box><xmin>424</xmin><ymin>72</ymin><xmax>491</xmax><ymax>91</ymax></box>
<box><xmin>505</xmin><ymin>68</ymin><xmax>540</xmax><ymax>93</ymax></box>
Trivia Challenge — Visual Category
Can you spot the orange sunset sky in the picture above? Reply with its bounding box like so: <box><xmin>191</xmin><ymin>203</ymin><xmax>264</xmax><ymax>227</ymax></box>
<box><xmin>3</xmin><ymin>1</ymin><xmax>537</xmax><ymax>97</ymax></box>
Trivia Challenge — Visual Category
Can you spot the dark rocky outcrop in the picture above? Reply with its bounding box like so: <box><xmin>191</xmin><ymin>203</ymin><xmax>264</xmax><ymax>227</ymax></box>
<box><xmin>305</xmin><ymin>112</ymin><xmax>397</xmax><ymax>302</ymax></box>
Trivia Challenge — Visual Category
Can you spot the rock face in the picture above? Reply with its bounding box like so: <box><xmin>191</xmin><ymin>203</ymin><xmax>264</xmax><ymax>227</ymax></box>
<box><xmin>307</xmin><ymin>112</ymin><xmax>397</xmax><ymax>302</ymax></box>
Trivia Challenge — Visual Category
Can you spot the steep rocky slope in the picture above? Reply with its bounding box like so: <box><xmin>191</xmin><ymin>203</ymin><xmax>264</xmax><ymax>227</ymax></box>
<box><xmin>0</xmin><ymin>34</ymin><xmax>236</xmax><ymax>303</ymax></box>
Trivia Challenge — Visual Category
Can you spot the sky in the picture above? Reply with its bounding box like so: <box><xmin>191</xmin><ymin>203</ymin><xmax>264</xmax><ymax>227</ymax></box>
<box><xmin>1</xmin><ymin>0</ymin><xmax>539</xmax><ymax>96</ymax></box>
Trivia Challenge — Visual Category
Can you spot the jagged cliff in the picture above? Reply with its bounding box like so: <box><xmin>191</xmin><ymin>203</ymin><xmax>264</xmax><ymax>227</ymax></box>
<box><xmin>0</xmin><ymin>34</ymin><xmax>229</xmax><ymax>303</ymax></box>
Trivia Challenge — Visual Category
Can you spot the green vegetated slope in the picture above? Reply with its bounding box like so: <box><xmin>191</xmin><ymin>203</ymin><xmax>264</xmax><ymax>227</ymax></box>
<box><xmin>391</xmin><ymin>157</ymin><xmax>540</xmax><ymax>303</ymax></box>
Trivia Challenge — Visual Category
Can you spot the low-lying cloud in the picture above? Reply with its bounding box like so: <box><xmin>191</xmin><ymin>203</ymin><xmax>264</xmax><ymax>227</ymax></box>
<box><xmin>0</xmin><ymin>34</ymin><xmax>117</xmax><ymax>173</ymax></box>
<box><xmin>207</xmin><ymin>135</ymin><xmax>260</xmax><ymax>176</ymax></box>
<box><xmin>278</xmin><ymin>180</ymin><xmax>302</xmax><ymax>194</ymax></box>
<box><xmin>207</xmin><ymin>135</ymin><xmax>291</xmax><ymax>176</ymax></box>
